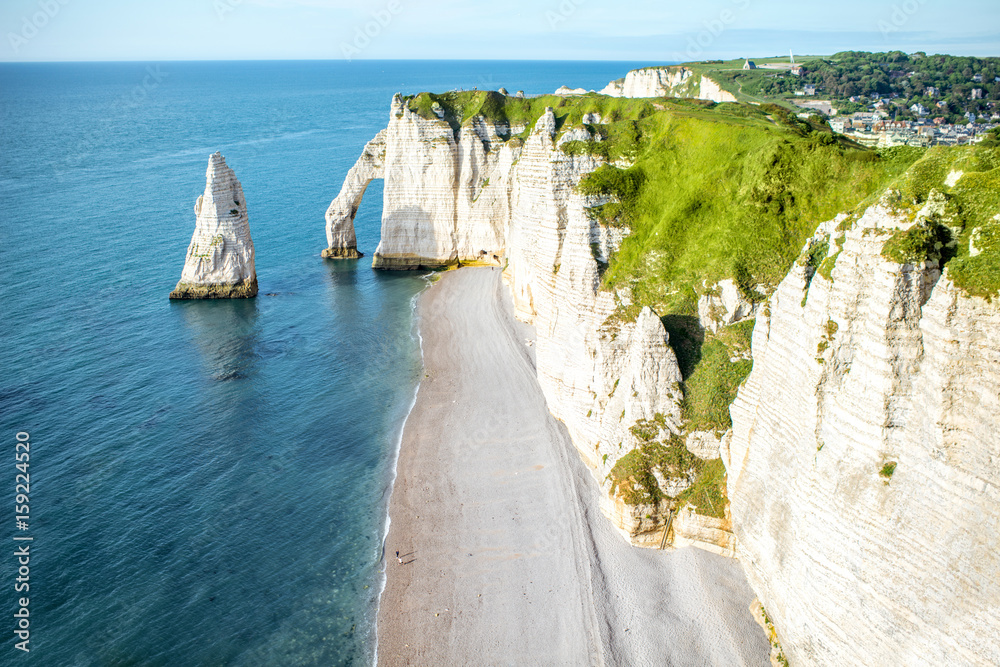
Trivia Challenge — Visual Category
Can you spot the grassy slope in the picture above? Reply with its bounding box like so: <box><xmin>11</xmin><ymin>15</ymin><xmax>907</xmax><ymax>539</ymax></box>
<box><xmin>656</xmin><ymin>57</ymin><xmax>832</xmax><ymax>109</ymax></box>
<box><xmin>589</xmin><ymin>103</ymin><xmax>917</xmax><ymax>313</ymax></box>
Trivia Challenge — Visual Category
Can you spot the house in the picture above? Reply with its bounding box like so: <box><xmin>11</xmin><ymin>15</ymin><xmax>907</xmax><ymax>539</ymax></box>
<box><xmin>803</xmin><ymin>84</ymin><xmax>816</xmax><ymax>96</ymax></box>
<box><xmin>925</xmin><ymin>86</ymin><xmax>939</xmax><ymax>97</ymax></box>
<box><xmin>965</xmin><ymin>112</ymin><xmax>976</xmax><ymax>123</ymax></box>
<box><xmin>790</xmin><ymin>65</ymin><xmax>803</xmax><ymax>76</ymax></box>
<box><xmin>936</xmin><ymin>100</ymin><xmax>949</xmax><ymax>109</ymax></box>
<box><xmin>852</xmin><ymin>132</ymin><xmax>882</xmax><ymax>147</ymax></box>
<box><xmin>743</xmin><ymin>59</ymin><xmax>757</xmax><ymax>70</ymax></box>
<box><xmin>973</xmin><ymin>74</ymin><xmax>983</xmax><ymax>83</ymax></box>
<box><xmin>972</xmin><ymin>88</ymin><xmax>984</xmax><ymax>100</ymax></box>
<box><xmin>933</xmin><ymin>117</ymin><xmax>947</xmax><ymax>125</ymax></box>
<box><xmin>910</xmin><ymin>103</ymin><xmax>928</xmax><ymax>116</ymax></box>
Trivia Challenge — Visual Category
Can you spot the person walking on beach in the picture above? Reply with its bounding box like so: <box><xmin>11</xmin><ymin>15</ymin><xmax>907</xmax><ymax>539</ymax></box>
<box><xmin>396</xmin><ymin>550</ymin><xmax>402</xmax><ymax>565</ymax></box>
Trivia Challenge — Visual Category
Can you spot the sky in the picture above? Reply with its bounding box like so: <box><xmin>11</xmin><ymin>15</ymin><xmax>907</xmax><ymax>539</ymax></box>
<box><xmin>1</xmin><ymin>0</ymin><xmax>998</xmax><ymax>62</ymax></box>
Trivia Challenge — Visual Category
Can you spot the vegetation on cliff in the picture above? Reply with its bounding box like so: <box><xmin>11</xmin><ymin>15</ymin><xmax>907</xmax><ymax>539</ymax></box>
<box><xmin>873</xmin><ymin>145</ymin><xmax>1000</xmax><ymax>298</ymax></box>
<box><xmin>672</xmin><ymin>52</ymin><xmax>1000</xmax><ymax>120</ymax></box>
<box><xmin>680</xmin><ymin>320</ymin><xmax>754</xmax><ymax>433</ymax></box>
<box><xmin>608</xmin><ymin>414</ymin><xmax>729</xmax><ymax>518</ymax></box>
<box><xmin>402</xmin><ymin>88</ymin><xmax>1000</xmax><ymax>515</ymax></box>
<box><xmin>576</xmin><ymin>96</ymin><xmax>997</xmax><ymax>511</ymax></box>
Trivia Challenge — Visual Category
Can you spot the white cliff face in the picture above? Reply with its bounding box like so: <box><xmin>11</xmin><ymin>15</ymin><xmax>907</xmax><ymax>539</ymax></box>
<box><xmin>697</xmin><ymin>76</ymin><xmax>738</xmax><ymax>103</ymax></box>
<box><xmin>726</xmin><ymin>201</ymin><xmax>1000</xmax><ymax>666</ymax></box>
<box><xmin>600</xmin><ymin>67</ymin><xmax>691</xmax><ymax>97</ymax></box>
<box><xmin>171</xmin><ymin>152</ymin><xmax>257</xmax><ymax>299</ymax></box>
<box><xmin>498</xmin><ymin>110</ymin><xmax>685</xmax><ymax>512</ymax></box>
<box><xmin>324</xmin><ymin>95</ymin><xmax>510</xmax><ymax>269</ymax></box>
<box><xmin>375</xmin><ymin>96</ymin><xmax>462</xmax><ymax>268</ymax></box>
<box><xmin>600</xmin><ymin>67</ymin><xmax>737</xmax><ymax>102</ymax></box>
<box><xmin>327</xmin><ymin>99</ymin><xmax>687</xmax><ymax>546</ymax></box>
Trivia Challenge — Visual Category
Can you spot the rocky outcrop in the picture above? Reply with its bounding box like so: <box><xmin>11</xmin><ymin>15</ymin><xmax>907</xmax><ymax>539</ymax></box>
<box><xmin>600</xmin><ymin>67</ymin><xmax>736</xmax><ymax>102</ymax></box>
<box><xmin>671</xmin><ymin>505</ymin><xmax>736</xmax><ymax>557</ymax></box>
<box><xmin>326</xmin><ymin>96</ymin><xmax>687</xmax><ymax>546</ymax></box>
<box><xmin>685</xmin><ymin>430</ymin><xmax>725</xmax><ymax>459</ymax></box>
<box><xmin>323</xmin><ymin>95</ymin><xmax>510</xmax><ymax>269</ymax></box>
<box><xmin>322</xmin><ymin>131</ymin><xmax>387</xmax><ymax>258</ymax></box>
<box><xmin>171</xmin><ymin>152</ymin><xmax>257</xmax><ymax>299</ymax></box>
<box><xmin>697</xmin><ymin>279</ymin><xmax>758</xmax><ymax>333</ymax></box>
<box><xmin>697</xmin><ymin>76</ymin><xmax>738</xmax><ymax>103</ymax></box>
<box><xmin>725</xmin><ymin>199</ymin><xmax>1000</xmax><ymax>665</ymax></box>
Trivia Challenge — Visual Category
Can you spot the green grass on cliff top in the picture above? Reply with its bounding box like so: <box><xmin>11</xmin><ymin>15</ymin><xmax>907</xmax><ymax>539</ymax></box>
<box><xmin>404</xmin><ymin>90</ymin><xmax>664</xmax><ymax>138</ymax></box>
<box><xmin>406</xmin><ymin>91</ymin><xmax>926</xmax><ymax>310</ymax></box>
<box><xmin>577</xmin><ymin>105</ymin><xmax>924</xmax><ymax>313</ymax></box>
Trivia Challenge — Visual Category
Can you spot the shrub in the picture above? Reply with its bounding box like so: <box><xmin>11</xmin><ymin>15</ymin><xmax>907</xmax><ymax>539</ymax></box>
<box><xmin>881</xmin><ymin>221</ymin><xmax>953</xmax><ymax>264</ymax></box>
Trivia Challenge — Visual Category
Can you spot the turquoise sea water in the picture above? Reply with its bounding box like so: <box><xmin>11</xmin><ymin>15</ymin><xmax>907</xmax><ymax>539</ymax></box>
<box><xmin>0</xmin><ymin>60</ymin><xmax>666</xmax><ymax>665</ymax></box>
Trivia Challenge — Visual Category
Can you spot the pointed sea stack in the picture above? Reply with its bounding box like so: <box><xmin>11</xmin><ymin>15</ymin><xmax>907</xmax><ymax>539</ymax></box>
<box><xmin>170</xmin><ymin>152</ymin><xmax>258</xmax><ymax>299</ymax></box>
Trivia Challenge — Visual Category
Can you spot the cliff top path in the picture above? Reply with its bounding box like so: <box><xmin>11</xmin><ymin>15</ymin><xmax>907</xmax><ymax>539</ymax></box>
<box><xmin>377</xmin><ymin>266</ymin><xmax>769</xmax><ymax>666</ymax></box>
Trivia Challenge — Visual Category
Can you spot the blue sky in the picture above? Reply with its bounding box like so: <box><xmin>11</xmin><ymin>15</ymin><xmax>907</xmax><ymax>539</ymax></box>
<box><xmin>2</xmin><ymin>0</ymin><xmax>998</xmax><ymax>62</ymax></box>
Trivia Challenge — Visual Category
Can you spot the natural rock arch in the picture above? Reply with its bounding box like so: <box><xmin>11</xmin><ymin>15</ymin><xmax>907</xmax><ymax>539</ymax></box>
<box><xmin>321</xmin><ymin>129</ymin><xmax>387</xmax><ymax>259</ymax></box>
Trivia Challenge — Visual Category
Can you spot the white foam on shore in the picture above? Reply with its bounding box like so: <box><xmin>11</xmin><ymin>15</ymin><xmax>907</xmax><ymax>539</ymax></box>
<box><xmin>371</xmin><ymin>276</ymin><xmax>433</xmax><ymax>667</ymax></box>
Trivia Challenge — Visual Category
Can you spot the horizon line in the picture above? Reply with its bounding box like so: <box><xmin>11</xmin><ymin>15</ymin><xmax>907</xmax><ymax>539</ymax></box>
<box><xmin>4</xmin><ymin>51</ymin><xmax>1000</xmax><ymax>65</ymax></box>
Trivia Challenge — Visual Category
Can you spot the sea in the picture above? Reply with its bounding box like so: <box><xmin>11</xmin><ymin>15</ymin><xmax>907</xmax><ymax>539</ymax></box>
<box><xmin>0</xmin><ymin>60</ymin><xmax>666</xmax><ymax>665</ymax></box>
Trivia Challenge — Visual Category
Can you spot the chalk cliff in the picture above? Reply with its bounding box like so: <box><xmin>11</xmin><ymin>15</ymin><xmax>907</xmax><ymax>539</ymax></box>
<box><xmin>725</xmin><ymin>197</ymin><xmax>1000</xmax><ymax>665</ymax></box>
<box><xmin>327</xmin><ymin>85</ymin><xmax>1000</xmax><ymax>664</ymax></box>
<box><xmin>324</xmin><ymin>94</ymin><xmax>694</xmax><ymax>546</ymax></box>
<box><xmin>171</xmin><ymin>152</ymin><xmax>257</xmax><ymax>299</ymax></box>
<box><xmin>600</xmin><ymin>67</ymin><xmax>737</xmax><ymax>102</ymax></box>
<box><xmin>322</xmin><ymin>131</ymin><xmax>386</xmax><ymax>258</ymax></box>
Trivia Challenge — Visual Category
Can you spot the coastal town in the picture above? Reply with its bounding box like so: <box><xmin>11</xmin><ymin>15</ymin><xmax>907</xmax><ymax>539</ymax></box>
<box><xmin>812</xmin><ymin>101</ymin><xmax>998</xmax><ymax>148</ymax></box>
<box><xmin>738</xmin><ymin>53</ymin><xmax>1000</xmax><ymax>147</ymax></box>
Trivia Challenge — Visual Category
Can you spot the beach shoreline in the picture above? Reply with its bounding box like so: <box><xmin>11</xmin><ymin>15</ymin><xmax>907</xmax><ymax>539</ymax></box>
<box><xmin>376</xmin><ymin>266</ymin><xmax>770</xmax><ymax>666</ymax></box>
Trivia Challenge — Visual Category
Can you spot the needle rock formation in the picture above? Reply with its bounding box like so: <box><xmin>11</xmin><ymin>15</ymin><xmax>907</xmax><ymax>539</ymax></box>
<box><xmin>170</xmin><ymin>152</ymin><xmax>258</xmax><ymax>299</ymax></box>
